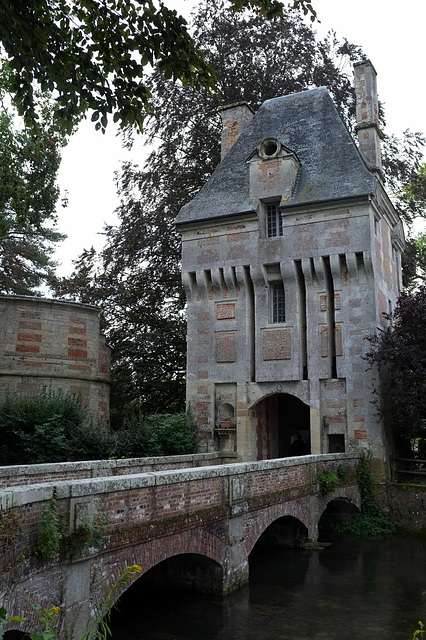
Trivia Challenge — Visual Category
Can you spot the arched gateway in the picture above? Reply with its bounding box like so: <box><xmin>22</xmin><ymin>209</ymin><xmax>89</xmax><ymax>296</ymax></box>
<box><xmin>177</xmin><ymin>61</ymin><xmax>403</xmax><ymax>472</ymax></box>
<box><xmin>253</xmin><ymin>393</ymin><xmax>310</xmax><ymax>459</ymax></box>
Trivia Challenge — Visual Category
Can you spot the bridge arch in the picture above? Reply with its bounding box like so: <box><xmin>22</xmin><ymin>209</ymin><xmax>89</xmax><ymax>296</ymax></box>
<box><xmin>123</xmin><ymin>553</ymin><xmax>223</xmax><ymax>597</ymax></box>
<box><xmin>251</xmin><ymin>392</ymin><xmax>311</xmax><ymax>459</ymax></box>
<box><xmin>244</xmin><ymin>498</ymin><xmax>312</xmax><ymax>555</ymax></box>
<box><xmin>254</xmin><ymin>515</ymin><xmax>308</xmax><ymax>548</ymax></box>
<box><xmin>318</xmin><ymin>496</ymin><xmax>361</xmax><ymax>540</ymax></box>
<box><xmin>95</xmin><ymin>525</ymin><xmax>229</xmax><ymax>601</ymax></box>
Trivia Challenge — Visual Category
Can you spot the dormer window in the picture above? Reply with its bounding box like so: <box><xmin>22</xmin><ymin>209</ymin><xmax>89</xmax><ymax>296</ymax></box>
<box><xmin>258</xmin><ymin>138</ymin><xmax>281</xmax><ymax>160</ymax></box>
<box><xmin>266</xmin><ymin>201</ymin><xmax>282</xmax><ymax>237</ymax></box>
<box><xmin>248</xmin><ymin>140</ymin><xmax>300</xmax><ymax>218</ymax></box>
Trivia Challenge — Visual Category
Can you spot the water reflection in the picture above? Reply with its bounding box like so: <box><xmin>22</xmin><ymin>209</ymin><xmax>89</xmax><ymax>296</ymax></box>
<box><xmin>109</xmin><ymin>535</ymin><xmax>426</xmax><ymax>640</ymax></box>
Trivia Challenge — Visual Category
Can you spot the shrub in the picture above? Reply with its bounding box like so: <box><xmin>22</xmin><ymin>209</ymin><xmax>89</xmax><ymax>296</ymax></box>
<box><xmin>317</xmin><ymin>469</ymin><xmax>339</xmax><ymax>495</ymax></box>
<box><xmin>0</xmin><ymin>388</ymin><xmax>195</xmax><ymax>464</ymax></box>
<box><xmin>0</xmin><ymin>388</ymin><xmax>104</xmax><ymax>465</ymax></box>
<box><xmin>105</xmin><ymin>413</ymin><xmax>196</xmax><ymax>458</ymax></box>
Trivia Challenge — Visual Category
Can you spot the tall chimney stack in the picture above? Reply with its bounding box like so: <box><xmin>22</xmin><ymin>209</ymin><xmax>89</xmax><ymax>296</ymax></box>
<box><xmin>219</xmin><ymin>102</ymin><xmax>254</xmax><ymax>160</ymax></box>
<box><xmin>354</xmin><ymin>60</ymin><xmax>383</xmax><ymax>179</ymax></box>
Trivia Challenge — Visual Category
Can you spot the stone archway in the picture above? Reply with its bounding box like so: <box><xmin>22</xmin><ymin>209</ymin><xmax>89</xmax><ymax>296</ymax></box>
<box><xmin>253</xmin><ymin>393</ymin><xmax>310</xmax><ymax>460</ymax></box>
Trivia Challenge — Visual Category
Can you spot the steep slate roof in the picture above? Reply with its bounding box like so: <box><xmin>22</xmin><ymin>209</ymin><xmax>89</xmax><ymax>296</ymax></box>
<box><xmin>176</xmin><ymin>87</ymin><xmax>377</xmax><ymax>225</ymax></box>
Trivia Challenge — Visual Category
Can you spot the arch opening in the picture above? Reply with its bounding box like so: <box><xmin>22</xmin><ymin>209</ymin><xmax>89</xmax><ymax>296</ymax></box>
<box><xmin>108</xmin><ymin>554</ymin><xmax>224</xmax><ymax>638</ymax></box>
<box><xmin>253</xmin><ymin>515</ymin><xmax>309</xmax><ymax>549</ymax></box>
<box><xmin>318</xmin><ymin>498</ymin><xmax>361</xmax><ymax>541</ymax></box>
<box><xmin>249</xmin><ymin>516</ymin><xmax>310</xmax><ymax>589</ymax></box>
<box><xmin>125</xmin><ymin>554</ymin><xmax>223</xmax><ymax>597</ymax></box>
<box><xmin>3</xmin><ymin>632</ymin><xmax>27</xmax><ymax>639</ymax></box>
<box><xmin>253</xmin><ymin>393</ymin><xmax>311</xmax><ymax>459</ymax></box>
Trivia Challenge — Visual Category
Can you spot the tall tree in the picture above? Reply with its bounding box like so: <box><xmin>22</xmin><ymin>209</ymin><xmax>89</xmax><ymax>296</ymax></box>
<box><xmin>0</xmin><ymin>0</ymin><xmax>316</xmax><ymax>134</ymax></box>
<box><xmin>0</xmin><ymin>61</ymin><xmax>67</xmax><ymax>294</ymax></box>
<box><xmin>53</xmin><ymin>1</ymin><xmax>424</xmax><ymax>420</ymax></box>
<box><xmin>366</xmin><ymin>286</ymin><xmax>426</xmax><ymax>457</ymax></box>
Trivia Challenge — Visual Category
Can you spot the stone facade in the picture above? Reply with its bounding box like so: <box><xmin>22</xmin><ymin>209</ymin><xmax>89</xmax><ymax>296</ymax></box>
<box><xmin>0</xmin><ymin>295</ymin><xmax>110</xmax><ymax>420</ymax></box>
<box><xmin>176</xmin><ymin>61</ymin><xmax>404</xmax><ymax>470</ymax></box>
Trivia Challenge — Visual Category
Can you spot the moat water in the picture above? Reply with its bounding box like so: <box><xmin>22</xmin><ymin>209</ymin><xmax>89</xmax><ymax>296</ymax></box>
<box><xmin>109</xmin><ymin>535</ymin><xmax>426</xmax><ymax>640</ymax></box>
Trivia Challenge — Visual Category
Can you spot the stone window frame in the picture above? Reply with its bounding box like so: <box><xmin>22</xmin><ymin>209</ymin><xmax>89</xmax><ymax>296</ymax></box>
<box><xmin>266</xmin><ymin>201</ymin><xmax>283</xmax><ymax>238</ymax></box>
<box><xmin>270</xmin><ymin>280</ymin><xmax>286</xmax><ymax>323</ymax></box>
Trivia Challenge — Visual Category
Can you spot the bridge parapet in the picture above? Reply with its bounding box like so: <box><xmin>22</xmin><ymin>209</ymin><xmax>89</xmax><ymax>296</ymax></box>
<box><xmin>0</xmin><ymin>453</ymin><xmax>360</xmax><ymax>639</ymax></box>
<box><xmin>0</xmin><ymin>452</ymin><xmax>230</xmax><ymax>488</ymax></box>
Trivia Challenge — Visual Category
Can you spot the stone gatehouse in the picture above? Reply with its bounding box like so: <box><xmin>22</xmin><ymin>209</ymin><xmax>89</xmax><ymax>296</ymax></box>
<box><xmin>175</xmin><ymin>60</ymin><xmax>404</xmax><ymax>470</ymax></box>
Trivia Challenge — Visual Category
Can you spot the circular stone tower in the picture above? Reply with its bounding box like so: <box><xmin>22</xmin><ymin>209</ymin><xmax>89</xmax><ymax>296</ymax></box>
<box><xmin>0</xmin><ymin>295</ymin><xmax>110</xmax><ymax>421</ymax></box>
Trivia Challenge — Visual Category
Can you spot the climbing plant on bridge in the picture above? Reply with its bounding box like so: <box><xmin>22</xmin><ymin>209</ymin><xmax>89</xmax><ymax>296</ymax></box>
<box><xmin>334</xmin><ymin>454</ymin><xmax>395</xmax><ymax>537</ymax></box>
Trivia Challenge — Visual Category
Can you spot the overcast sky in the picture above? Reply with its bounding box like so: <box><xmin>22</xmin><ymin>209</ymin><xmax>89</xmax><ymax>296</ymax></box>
<box><xmin>54</xmin><ymin>0</ymin><xmax>426</xmax><ymax>276</ymax></box>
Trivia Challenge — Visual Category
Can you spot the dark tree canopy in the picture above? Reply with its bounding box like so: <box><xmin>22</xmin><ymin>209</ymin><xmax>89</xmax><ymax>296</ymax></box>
<box><xmin>52</xmin><ymin>1</ymin><xmax>424</xmax><ymax>421</ymax></box>
<box><xmin>402</xmin><ymin>230</ymin><xmax>426</xmax><ymax>291</ymax></box>
<box><xmin>366</xmin><ymin>286</ymin><xmax>426</xmax><ymax>455</ymax></box>
<box><xmin>0</xmin><ymin>0</ymin><xmax>316</xmax><ymax>134</ymax></box>
<box><xmin>0</xmin><ymin>61</ymin><xmax>66</xmax><ymax>294</ymax></box>
<box><xmin>399</xmin><ymin>162</ymin><xmax>426</xmax><ymax>223</ymax></box>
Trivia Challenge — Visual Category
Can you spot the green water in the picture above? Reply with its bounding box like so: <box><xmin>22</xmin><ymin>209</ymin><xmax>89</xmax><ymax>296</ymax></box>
<box><xmin>110</xmin><ymin>535</ymin><xmax>426</xmax><ymax>639</ymax></box>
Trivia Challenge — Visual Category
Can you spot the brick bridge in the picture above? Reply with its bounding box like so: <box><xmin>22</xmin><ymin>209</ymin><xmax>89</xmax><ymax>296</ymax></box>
<box><xmin>0</xmin><ymin>452</ymin><xmax>360</xmax><ymax>639</ymax></box>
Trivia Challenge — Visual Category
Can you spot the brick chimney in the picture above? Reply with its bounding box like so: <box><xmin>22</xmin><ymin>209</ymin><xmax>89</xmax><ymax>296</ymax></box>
<box><xmin>354</xmin><ymin>60</ymin><xmax>384</xmax><ymax>179</ymax></box>
<box><xmin>219</xmin><ymin>101</ymin><xmax>254</xmax><ymax>160</ymax></box>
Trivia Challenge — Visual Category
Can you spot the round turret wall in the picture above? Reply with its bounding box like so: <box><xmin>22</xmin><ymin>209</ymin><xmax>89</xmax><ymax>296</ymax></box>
<box><xmin>0</xmin><ymin>296</ymin><xmax>110</xmax><ymax>421</ymax></box>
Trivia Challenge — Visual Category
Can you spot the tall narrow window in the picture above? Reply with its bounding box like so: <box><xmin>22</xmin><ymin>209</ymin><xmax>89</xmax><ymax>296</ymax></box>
<box><xmin>266</xmin><ymin>202</ymin><xmax>282</xmax><ymax>237</ymax></box>
<box><xmin>271</xmin><ymin>281</ymin><xmax>285</xmax><ymax>323</ymax></box>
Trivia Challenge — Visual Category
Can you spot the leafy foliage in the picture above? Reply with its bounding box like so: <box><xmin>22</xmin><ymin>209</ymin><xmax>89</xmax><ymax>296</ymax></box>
<box><xmin>0</xmin><ymin>388</ymin><xmax>101</xmax><ymax>465</ymax></box>
<box><xmin>382</xmin><ymin>133</ymin><xmax>426</xmax><ymax>225</ymax></box>
<box><xmin>414</xmin><ymin>621</ymin><xmax>425</xmax><ymax>640</ymax></box>
<box><xmin>334</xmin><ymin>454</ymin><xmax>395</xmax><ymax>537</ymax></box>
<box><xmin>0</xmin><ymin>388</ymin><xmax>195</xmax><ymax>463</ymax></box>
<box><xmin>402</xmin><ymin>230</ymin><xmax>426</xmax><ymax>290</ymax></box>
<box><xmin>105</xmin><ymin>413</ymin><xmax>197</xmax><ymax>458</ymax></box>
<box><xmin>317</xmin><ymin>469</ymin><xmax>339</xmax><ymax>495</ymax></box>
<box><xmin>0</xmin><ymin>60</ymin><xmax>67</xmax><ymax>294</ymax></box>
<box><xmin>399</xmin><ymin>162</ymin><xmax>426</xmax><ymax>224</ymax></box>
<box><xmin>0</xmin><ymin>0</ymin><xmax>317</xmax><ymax>134</ymax></box>
<box><xmin>366</xmin><ymin>286</ymin><xmax>426</xmax><ymax>456</ymax></box>
<box><xmin>35</xmin><ymin>490</ymin><xmax>63</xmax><ymax>561</ymax></box>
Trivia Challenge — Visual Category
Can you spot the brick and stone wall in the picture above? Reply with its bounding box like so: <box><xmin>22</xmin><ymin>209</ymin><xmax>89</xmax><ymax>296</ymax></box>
<box><xmin>385</xmin><ymin>483</ymin><xmax>426</xmax><ymax>533</ymax></box>
<box><xmin>0</xmin><ymin>295</ymin><xmax>110</xmax><ymax>420</ymax></box>
<box><xmin>0</xmin><ymin>453</ymin><xmax>359</xmax><ymax>638</ymax></box>
<box><xmin>0</xmin><ymin>453</ymin><xmax>226</xmax><ymax>487</ymax></box>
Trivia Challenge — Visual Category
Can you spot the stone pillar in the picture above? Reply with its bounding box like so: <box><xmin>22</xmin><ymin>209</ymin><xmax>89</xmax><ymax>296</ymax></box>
<box><xmin>354</xmin><ymin>60</ymin><xmax>383</xmax><ymax>177</ymax></box>
<box><xmin>63</xmin><ymin>560</ymin><xmax>93</xmax><ymax>640</ymax></box>
<box><xmin>222</xmin><ymin>475</ymin><xmax>250</xmax><ymax>593</ymax></box>
<box><xmin>219</xmin><ymin>102</ymin><xmax>254</xmax><ymax>160</ymax></box>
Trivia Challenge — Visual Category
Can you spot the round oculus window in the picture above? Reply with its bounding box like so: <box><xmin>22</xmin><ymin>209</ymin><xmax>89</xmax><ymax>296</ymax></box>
<box><xmin>258</xmin><ymin>138</ymin><xmax>281</xmax><ymax>159</ymax></box>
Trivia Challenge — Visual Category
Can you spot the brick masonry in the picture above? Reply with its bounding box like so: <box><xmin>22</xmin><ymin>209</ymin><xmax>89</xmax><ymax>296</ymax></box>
<box><xmin>0</xmin><ymin>453</ymin><xmax>359</xmax><ymax>639</ymax></box>
<box><xmin>385</xmin><ymin>483</ymin><xmax>426</xmax><ymax>533</ymax></box>
<box><xmin>0</xmin><ymin>295</ymin><xmax>111</xmax><ymax>420</ymax></box>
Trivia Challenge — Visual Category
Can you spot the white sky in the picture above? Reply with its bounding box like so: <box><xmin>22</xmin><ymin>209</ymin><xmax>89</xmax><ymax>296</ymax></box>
<box><xmin>54</xmin><ymin>0</ymin><xmax>426</xmax><ymax>276</ymax></box>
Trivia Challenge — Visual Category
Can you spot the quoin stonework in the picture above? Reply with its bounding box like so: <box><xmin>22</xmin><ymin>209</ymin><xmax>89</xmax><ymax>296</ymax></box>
<box><xmin>0</xmin><ymin>295</ymin><xmax>110</xmax><ymax>420</ymax></box>
<box><xmin>176</xmin><ymin>60</ymin><xmax>404</xmax><ymax>471</ymax></box>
